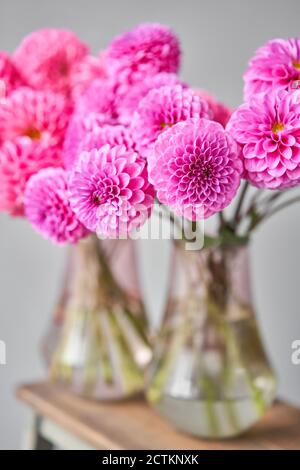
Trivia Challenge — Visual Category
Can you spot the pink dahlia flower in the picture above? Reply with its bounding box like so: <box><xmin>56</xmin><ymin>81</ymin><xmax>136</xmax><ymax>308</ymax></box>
<box><xmin>195</xmin><ymin>89</ymin><xmax>232</xmax><ymax>127</ymax></box>
<box><xmin>76</xmin><ymin>78</ymin><xmax>117</xmax><ymax>117</ymax></box>
<box><xmin>70</xmin><ymin>53</ymin><xmax>107</xmax><ymax>101</ymax></box>
<box><xmin>227</xmin><ymin>90</ymin><xmax>300</xmax><ymax>189</ymax></box>
<box><xmin>13</xmin><ymin>28</ymin><xmax>89</xmax><ymax>96</ymax></box>
<box><xmin>0</xmin><ymin>87</ymin><xmax>71</xmax><ymax>148</ymax></box>
<box><xmin>0</xmin><ymin>137</ymin><xmax>62</xmax><ymax>216</ymax></box>
<box><xmin>117</xmin><ymin>72</ymin><xmax>187</xmax><ymax>125</ymax></box>
<box><xmin>63</xmin><ymin>113</ymin><xmax>110</xmax><ymax>170</ymax></box>
<box><xmin>0</xmin><ymin>51</ymin><xmax>23</xmax><ymax>98</ymax></box>
<box><xmin>25</xmin><ymin>167</ymin><xmax>89</xmax><ymax>245</ymax></box>
<box><xmin>80</xmin><ymin>124</ymin><xmax>135</xmax><ymax>154</ymax></box>
<box><xmin>149</xmin><ymin>118</ymin><xmax>242</xmax><ymax>220</ymax></box>
<box><xmin>244</xmin><ymin>38</ymin><xmax>300</xmax><ymax>100</ymax></box>
<box><xmin>69</xmin><ymin>144</ymin><xmax>155</xmax><ymax>236</ymax></box>
<box><xmin>131</xmin><ymin>85</ymin><xmax>212</xmax><ymax>156</ymax></box>
<box><xmin>106</xmin><ymin>23</ymin><xmax>181</xmax><ymax>92</ymax></box>
<box><xmin>63</xmin><ymin>80</ymin><xmax>118</xmax><ymax>169</ymax></box>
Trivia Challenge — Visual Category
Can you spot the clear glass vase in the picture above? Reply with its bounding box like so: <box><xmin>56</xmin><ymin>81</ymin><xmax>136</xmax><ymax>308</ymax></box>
<box><xmin>146</xmin><ymin>241</ymin><xmax>276</xmax><ymax>438</ymax></box>
<box><xmin>49</xmin><ymin>234</ymin><xmax>152</xmax><ymax>400</ymax></box>
<box><xmin>41</xmin><ymin>247</ymin><xmax>73</xmax><ymax>367</ymax></box>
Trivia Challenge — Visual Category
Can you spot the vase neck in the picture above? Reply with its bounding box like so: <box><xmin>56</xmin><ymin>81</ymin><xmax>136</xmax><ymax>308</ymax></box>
<box><xmin>168</xmin><ymin>242</ymin><xmax>254</xmax><ymax>322</ymax></box>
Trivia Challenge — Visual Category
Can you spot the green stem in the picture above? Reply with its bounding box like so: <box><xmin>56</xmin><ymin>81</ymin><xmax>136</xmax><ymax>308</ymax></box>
<box><xmin>91</xmin><ymin>236</ymin><xmax>130</xmax><ymax>304</ymax></box>
<box><xmin>248</xmin><ymin>194</ymin><xmax>300</xmax><ymax>233</ymax></box>
<box><xmin>218</xmin><ymin>211</ymin><xmax>226</xmax><ymax>233</ymax></box>
<box><xmin>232</xmin><ymin>181</ymin><xmax>249</xmax><ymax>225</ymax></box>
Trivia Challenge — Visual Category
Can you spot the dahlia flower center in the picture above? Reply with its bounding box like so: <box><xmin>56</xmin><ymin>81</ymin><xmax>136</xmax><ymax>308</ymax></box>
<box><xmin>271</xmin><ymin>122</ymin><xmax>285</xmax><ymax>134</ymax></box>
<box><xmin>58</xmin><ymin>62</ymin><xmax>69</xmax><ymax>76</ymax></box>
<box><xmin>91</xmin><ymin>189</ymin><xmax>106</xmax><ymax>205</ymax></box>
<box><xmin>293</xmin><ymin>61</ymin><xmax>300</xmax><ymax>71</ymax></box>
<box><xmin>25</xmin><ymin>127</ymin><xmax>42</xmax><ymax>140</ymax></box>
<box><xmin>160</xmin><ymin>121</ymin><xmax>173</xmax><ymax>129</ymax></box>
<box><xmin>189</xmin><ymin>158</ymin><xmax>212</xmax><ymax>181</ymax></box>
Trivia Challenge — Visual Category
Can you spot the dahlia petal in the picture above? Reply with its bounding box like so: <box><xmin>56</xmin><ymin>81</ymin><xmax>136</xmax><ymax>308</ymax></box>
<box><xmin>287</xmin><ymin>167</ymin><xmax>300</xmax><ymax>179</ymax></box>
<box><xmin>245</xmin><ymin>157</ymin><xmax>268</xmax><ymax>172</ymax></box>
<box><xmin>266</xmin><ymin>154</ymin><xmax>281</xmax><ymax>169</ymax></box>
<box><xmin>118</xmin><ymin>172</ymin><xmax>130</xmax><ymax>188</ymax></box>
<box><xmin>263</xmin><ymin>139</ymin><xmax>278</xmax><ymax>152</ymax></box>
<box><xmin>279</xmin><ymin>144</ymin><xmax>292</xmax><ymax>159</ymax></box>
<box><xmin>268</xmin><ymin>164</ymin><xmax>286</xmax><ymax>177</ymax></box>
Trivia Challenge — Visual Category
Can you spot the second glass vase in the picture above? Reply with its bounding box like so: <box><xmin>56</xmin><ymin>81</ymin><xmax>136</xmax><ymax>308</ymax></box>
<box><xmin>146</xmin><ymin>240</ymin><xmax>276</xmax><ymax>438</ymax></box>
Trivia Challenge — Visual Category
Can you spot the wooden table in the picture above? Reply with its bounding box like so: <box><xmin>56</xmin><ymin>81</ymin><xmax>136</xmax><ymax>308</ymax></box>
<box><xmin>16</xmin><ymin>382</ymin><xmax>300</xmax><ymax>450</ymax></box>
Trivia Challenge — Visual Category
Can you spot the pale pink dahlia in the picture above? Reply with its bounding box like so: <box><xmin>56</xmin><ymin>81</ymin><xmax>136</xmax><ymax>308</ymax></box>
<box><xmin>0</xmin><ymin>137</ymin><xmax>62</xmax><ymax>216</ymax></box>
<box><xmin>25</xmin><ymin>167</ymin><xmax>89</xmax><ymax>245</ymax></box>
<box><xmin>117</xmin><ymin>72</ymin><xmax>187</xmax><ymax>124</ymax></box>
<box><xmin>227</xmin><ymin>90</ymin><xmax>300</xmax><ymax>189</ymax></box>
<box><xmin>13</xmin><ymin>28</ymin><xmax>89</xmax><ymax>95</ymax></box>
<box><xmin>131</xmin><ymin>85</ymin><xmax>212</xmax><ymax>155</ymax></box>
<box><xmin>69</xmin><ymin>145</ymin><xmax>155</xmax><ymax>236</ymax></box>
<box><xmin>244</xmin><ymin>38</ymin><xmax>300</xmax><ymax>100</ymax></box>
<box><xmin>0</xmin><ymin>51</ymin><xmax>23</xmax><ymax>98</ymax></box>
<box><xmin>70</xmin><ymin>53</ymin><xmax>107</xmax><ymax>101</ymax></box>
<box><xmin>149</xmin><ymin>118</ymin><xmax>242</xmax><ymax>219</ymax></box>
<box><xmin>0</xmin><ymin>87</ymin><xmax>71</xmax><ymax>148</ymax></box>
<box><xmin>106</xmin><ymin>23</ymin><xmax>181</xmax><ymax>92</ymax></box>
<box><xmin>195</xmin><ymin>89</ymin><xmax>232</xmax><ymax>127</ymax></box>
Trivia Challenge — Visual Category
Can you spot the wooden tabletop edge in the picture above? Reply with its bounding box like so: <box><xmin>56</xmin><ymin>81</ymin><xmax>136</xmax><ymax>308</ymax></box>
<box><xmin>16</xmin><ymin>383</ymin><xmax>123</xmax><ymax>450</ymax></box>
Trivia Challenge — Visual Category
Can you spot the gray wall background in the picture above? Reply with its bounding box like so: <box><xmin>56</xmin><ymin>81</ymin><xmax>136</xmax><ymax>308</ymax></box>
<box><xmin>0</xmin><ymin>0</ymin><xmax>300</xmax><ymax>449</ymax></box>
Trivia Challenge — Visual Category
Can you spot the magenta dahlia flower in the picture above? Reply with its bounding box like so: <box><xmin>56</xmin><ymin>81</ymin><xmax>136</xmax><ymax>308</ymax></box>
<box><xmin>0</xmin><ymin>51</ymin><xmax>23</xmax><ymax>98</ymax></box>
<box><xmin>69</xmin><ymin>144</ymin><xmax>155</xmax><ymax>236</ymax></box>
<box><xmin>0</xmin><ymin>87</ymin><xmax>71</xmax><ymax>148</ymax></box>
<box><xmin>0</xmin><ymin>137</ymin><xmax>62</xmax><ymax>216</ymax></box>
<box><xmin>227</xmin><ymin>89</ymin><xmax>300</xmax><ymax>189</ymax></box>
<box><xmin>244</xmin><ymin>38</ymin><xmax>300</xmax><ymax>100</ymax></box>
<box><xmin>106</xmin><ymin>23</ymin><xmax>181</xmax><ymax>93</ymax></box>
<box><xmin>131</xmin><ymin>85</ymin><xmax>212</xmax><ymax>156</ymax></box>
<box><xmin>13</xmin><ymin>28</ymin><xmax>89</xmax><ymax>96</ymax></box>
<box><xmin>25</xmin><ymin>167</ymin><xmax>89</xmax><ymax>244</ymax></box>
<box><xmin>195</xmin><ymin>89</ymin><xmax>232</xmax><ymax>127</ymax></box>
<box><xmin>149</xmin><ymin>118</ymin><xmax>242</xmax><ymax>219</ymax></box>
<box><xmin>117</xmin><ymin>72</ymin><xmax>187</xmax><ymax>124</ymax></box>
<box><xmin>70</xmin><ymin>54</ymin><xmax>107</xmax><ymax>101</ymax></box>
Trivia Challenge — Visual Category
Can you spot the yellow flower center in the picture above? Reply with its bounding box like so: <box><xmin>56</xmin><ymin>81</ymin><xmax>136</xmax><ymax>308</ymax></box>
<box><xmin>25</xmin><ymin>128</ymin><xmax>42</xmax><ymax>140</ymax></box>
<box><xmin>293</xmin><ymin>61</ymin><xmax>300</xmax><ymax>71</ymax></box>
<box><xmin>160</xmin><ymin>122</ymin><xmax>173</xmax><ymax>129</ymax></box>
<box><xmin>272</xmin><ymin>122</ymin><xmax>284</xmax><ymax>134</ymax></box>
